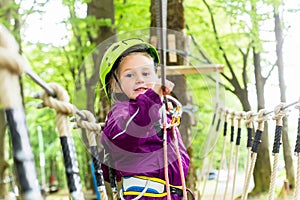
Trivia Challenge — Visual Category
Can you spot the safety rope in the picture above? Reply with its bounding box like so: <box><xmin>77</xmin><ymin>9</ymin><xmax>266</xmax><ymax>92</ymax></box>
<box><xmin>231</xmin><ymin>112</ymin><xmax>244</xmax><ymax>200</ymax></box>
<box><xmin>241</xmin><ymin>111</ymin><xmax>255</xmax><ymax>200</ymax></box>
<box><xmin>242</xmin><ymin>109</ymin><xmax>269</xmax><ymax>200</ymax></box>
<box><xmin>156</xmin><ymin>0</ymin><xmax>171</xmax><ymax>198</ymax></box>
<box><xmin>212</xmin><ymin>109</ymin><xmax>229</xmax><ymax>200</ymax></box>
<box><xmin>223</xmin><ymin>111</ymin><xmax>235</xmax><ymax>200</ymax></box>
<box><xmin>294</xmin><ymin>98</ymin><xmax>300</xmax><ymax>200</ymax></box>
<box><xmin>168</xmin><ymin>96</ymin><xmax>188</xmax><ymax>200</ymax></box>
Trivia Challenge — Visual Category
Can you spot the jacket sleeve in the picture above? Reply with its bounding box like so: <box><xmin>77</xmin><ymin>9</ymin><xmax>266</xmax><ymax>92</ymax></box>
<box><xmin>102</xmin><ymin>89</ymin><xmax>162</xmax><ymax>149</ymax></box>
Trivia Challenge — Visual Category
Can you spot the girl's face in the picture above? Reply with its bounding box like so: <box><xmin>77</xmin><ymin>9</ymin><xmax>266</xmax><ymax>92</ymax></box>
<box><xmin>117</xmin><ymin>53</ymin><xmax>157</xmax><ymax>100</ymax></box>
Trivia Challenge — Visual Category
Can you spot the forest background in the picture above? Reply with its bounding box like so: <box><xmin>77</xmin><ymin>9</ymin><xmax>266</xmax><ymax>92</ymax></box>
<box><xmin>0</xmin><ymin>0</ymin><xmax>300</xmax><ymax>199</ymax></box>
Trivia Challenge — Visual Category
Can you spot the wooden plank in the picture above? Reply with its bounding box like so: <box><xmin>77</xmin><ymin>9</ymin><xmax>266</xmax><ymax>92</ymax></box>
<box><xmin>167</xmin><ymin>34</ymin><xmax>177</xmax><ymax>63</ymax></box>
<box><xmin>157</xmin><ymin>64</ymin><xmax>224</xmax><ymax>75</ymax></box>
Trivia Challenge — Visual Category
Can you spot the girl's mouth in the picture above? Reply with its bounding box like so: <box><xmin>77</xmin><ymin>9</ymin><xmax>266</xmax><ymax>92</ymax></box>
<box><xmin>134</xmin><ymin>87</ymin><xmax>147</xmax><ymax>92</ymax></box>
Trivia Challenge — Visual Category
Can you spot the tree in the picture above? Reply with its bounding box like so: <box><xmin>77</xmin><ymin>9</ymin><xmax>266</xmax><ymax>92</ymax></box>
<box><xmin>273</xmin><ymin>0</ymin><xmax>295</xmax><ymax>189</ymax></box>
<box><xmin>250</xmin><ymin>0</ymin><xmax>272</xmax><ymax>194</ymax></box>
<box><xmin>150</xmin><ymin>0</ymin><xmax>197</xmax><ymax>194</ymax></box>
<box><xmin>0</xmin><ymin>110</ymin><xmax>9</xmax><ymax>199</ymax></box>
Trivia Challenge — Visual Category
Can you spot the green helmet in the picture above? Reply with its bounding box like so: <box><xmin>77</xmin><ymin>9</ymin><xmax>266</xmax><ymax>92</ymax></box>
<box><xmin>100</xmin><ymin>38</ymin><xmax>160</xmax><ymax>98</ymax></box>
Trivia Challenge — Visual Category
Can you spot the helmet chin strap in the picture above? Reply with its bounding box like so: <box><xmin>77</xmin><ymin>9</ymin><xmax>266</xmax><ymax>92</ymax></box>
<box><xmin>112</xmin><ymin>72</ymin><xmax>125</xmax><ymax>94</ymax></box>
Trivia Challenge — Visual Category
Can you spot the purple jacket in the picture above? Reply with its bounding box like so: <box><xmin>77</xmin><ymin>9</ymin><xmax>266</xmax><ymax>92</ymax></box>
<box><xmin>101</xmin><ymin>89</ymin><xmax>190</xmax><ymax>199</ymax></box>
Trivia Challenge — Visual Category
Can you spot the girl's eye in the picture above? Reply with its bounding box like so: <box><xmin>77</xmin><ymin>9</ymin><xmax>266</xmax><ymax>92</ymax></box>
<box><xmin>125</xmin><ymin>73</ymin><xmax>134</xmax><ymax>78</ymax></box>
<box><xmin>142</xmin><ymin>72</ymin><xmax>151</xmax><ymax>76</ymax></box>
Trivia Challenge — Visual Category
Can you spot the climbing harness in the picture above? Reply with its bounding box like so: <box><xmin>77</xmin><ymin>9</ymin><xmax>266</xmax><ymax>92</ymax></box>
<box><xmin>120</xmin><ymin>176</ymin><xmax>183</xmax><ymax>199</ymax></box>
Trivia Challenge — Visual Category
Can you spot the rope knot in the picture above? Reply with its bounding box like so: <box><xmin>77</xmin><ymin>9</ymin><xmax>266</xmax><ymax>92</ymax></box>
<box><xmin>245</xmin><ymin>111</ymin><xmax>255</xmax><ymax>124</ymax></box>
<box><xmin>76</xmin><ymin>110</ymin><xmax>102</xmax><ymax>147</ymax></box>
<box><xmin>40</xmin><ymin>82</ymin><xmax>76</xmax><ymax>115</ymax></box>
<box><xmin>76</xmin><ymin>110</ymin><xmax>102</xmax><ymax>133</ymax></box>
<box><xmin>256</xmin><ymin>109</ymin><xmax>269</xmax><ymax>123</ymax></box>
<box><xmin>272</xmin><ymin>103</ymin><xmax>287</xmax><ymax>121</ymax></box>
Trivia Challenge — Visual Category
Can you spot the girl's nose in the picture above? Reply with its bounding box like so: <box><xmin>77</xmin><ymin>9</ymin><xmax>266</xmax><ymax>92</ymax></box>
<box><xmin>135</xmin><ymin>73</ymin><xmax>144</xmax><ymax>83</ymax></box>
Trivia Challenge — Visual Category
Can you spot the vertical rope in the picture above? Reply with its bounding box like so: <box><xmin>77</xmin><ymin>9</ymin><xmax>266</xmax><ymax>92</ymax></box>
<box><xmin>294</xmin><ymin>153</ymin><xmax>300</xmax><ymax>200</ymax></box>
<box><xmin>241</xmin><ymin>111</ymin><xmax>254</xmax><ymax>200</ymax></box>
<box><xmin>201</xmin><ymin>108</ymin><xmax>222</xmax><ymax>199</ymax></box>
<box><xmin>268</xmin><ymin>103</ymin><xmax>286</xmax><ymax>200</ymax></box>
<box><xmin>223</xmin><ymin>111</ymin><xmax>235</xmax><ymax>200</ymax></box>
<box><xmin>242</xmin><ymin>109</ymin><xmax>269</xmax><ymax>200</ymax></box>
<box><xmin>231</xmin><ymin>112</ymin><xmax>244</xmax><ymax>200</ymax></box>
<box><xmin>268</xmin><ymin>154</ymin><xmax>279</xmax><ymax>200</ymax></box>
<box><xmin>0</xmin><ymin>24</ymin><xmax>42</xmax><ymax>200</ymax></box>
<box><xmin>172</xmin><ymin>126</ymin><xmax>188</xmax><ymax>200</ymax></box>
<box><xmin>156</xmin><ymin>0</ymin><xmax>170</xmax><ymax>198</ymax></box>
<box><xmin>199</xmin><ymin>103</ymin><xmax>218</xmax><ymax>188</ymax></box>
<box><xmin>293</xmin><ymin>100</ymin><xmax>300</xmax><ymax>200</ymax></box>
<box><xmin>40</xmin><ymin>83</ymin><xmax>83</xmax><ymax>200</ymax></box>
<box><xmin>212</xmin><ymin>110</ymin><xmax>229</xmax><ymax>200</ymax></box>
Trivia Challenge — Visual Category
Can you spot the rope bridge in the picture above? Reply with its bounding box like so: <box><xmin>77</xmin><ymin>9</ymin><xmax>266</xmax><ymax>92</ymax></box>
<box><xmin>199</xmin><ymin>101</ymin><xmax>300</xmax><ymax>200</ymax></box>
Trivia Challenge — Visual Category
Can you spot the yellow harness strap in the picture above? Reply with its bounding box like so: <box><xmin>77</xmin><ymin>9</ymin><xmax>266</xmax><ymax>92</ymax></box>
<box><xmin>122</xmin><ymin>176</ymin><xmax>182</xmax><ymax>197</ymax></box>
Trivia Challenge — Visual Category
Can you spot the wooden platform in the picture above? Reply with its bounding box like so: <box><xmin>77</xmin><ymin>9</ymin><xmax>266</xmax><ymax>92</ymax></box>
<box><xmin>158</xmin><ymin>64</ymin><xmax>224</xmax><ymax>75</ymax></box>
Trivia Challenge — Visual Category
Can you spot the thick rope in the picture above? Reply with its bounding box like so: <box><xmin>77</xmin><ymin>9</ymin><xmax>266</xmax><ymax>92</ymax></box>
<box><xmin>39</xmin><ymin>82</ymin><xmax>84</xmax><ymax>200</ymax></box>
<box><xmin>231</xmin><ymin>146</ymin><xmax>240</xmax><ymax>200</ymax></box>
<box><xmin>241</xmin><ymin>111</ymin><xmax>255</xmax><ymax>200</ymax></box>
<box><xmin>0</xmin><ymin>24</ymin><xmax>44</xmax><ymax>200</ymax></box>
<box><xmin>243</xmin><ymin>153</ymin><xmax>257</xmax><ymax>200</ymax></box>
<box><xmin>212</xmin><ymin>110</ymin><xmax>229</xmax><ymax>200</ymax></box>
<box><xmin>268</xmin><ymin>103</ymin><xmax>287</xmax><ymax>200</ymax></box>
<box><xmin>39</xmin><ymin>82</ymin><xmax>76</xmax><ymax>136</ymax></box>
<box><xmin>172</xmin><ymin>126</ymin><xmax>188</xmax><ymax>200</ymax></box>
<box><xmin>231</xmin><ymin>112</ymin><xmax>244</xmax><ymax>200</ymax></box>
<box><xmin>268</xmin><ymin>154</ymin><xmax>279</xmax><ymax>200</ymax></box>
<box><xmin>76</xmin><ymin>110</ymin><xmax>102</xmax><ymax>145</ymax></box>
<box><xmin>242</xmin><ymin>109</ymin><xmax>269</xmax><ymax>200</ymax></box>
<box><xmin>75</xmin><ymin>110</ymin><xmax>108</xmax><ymax>200</ymax></box>
<box><xmin>201</xmin><ymin>108</ymin><xmax>223</xmax><ymax>200</ymax></box>
<box><xmin>223</xmin><ymin>111</ymin><xmax>235</xmax><ymax>200</ymax></box>
<box><xmin>294</xmin><ymin>153</ymin><xmax>300</xmax><ymax>200</ymax></box>
<box><xmin>293</xmin><ymin>100</ymin><xmax>300</xmax><ymax>200</ymax></box>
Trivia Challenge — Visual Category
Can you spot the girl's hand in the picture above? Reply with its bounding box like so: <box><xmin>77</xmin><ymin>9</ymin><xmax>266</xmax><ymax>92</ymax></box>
<box><xmin>153</xmin><ymin>79</ymin><xmax>174</xmax><ymax>97</ymax></box>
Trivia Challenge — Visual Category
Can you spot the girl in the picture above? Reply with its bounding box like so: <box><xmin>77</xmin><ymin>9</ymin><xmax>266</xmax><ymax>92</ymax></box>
<box><xmin>99</xmin><ymin>38</ymin><xmax>190</xmax><ymax>199</ymax></box>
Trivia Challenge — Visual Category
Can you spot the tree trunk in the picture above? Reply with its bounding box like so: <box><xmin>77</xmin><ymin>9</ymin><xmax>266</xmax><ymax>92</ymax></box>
<box><xmin>150</xmin><ymin>0</ymin><xmax>197</xmax><ymax>194</ymax></box>
<box><xmin>273</xmin><ymin>3</ymin><xmax>295</xmax><ymax>189</ymax></box>
<box><xmin>87</xmin><ymin>0</ymin><xmax>115</xmax><ymax>118</ymax></box>
<box><xmin>252</xmin><ymin>49</ymin><xmax>272</xmax><ymax>194</ymax></box>
<box><xmin>0</xmin><ymin>110</ymin><xmax>9</xmax><ymax>199</ymax></box>
<box><xmin>87</xmin><ymin>0</ymin><xmax>116</xmax><ymax>197</ymax></box>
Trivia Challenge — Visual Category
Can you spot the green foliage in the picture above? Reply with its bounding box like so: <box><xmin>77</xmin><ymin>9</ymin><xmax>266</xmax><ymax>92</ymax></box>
<box><xmin>2</xmin><ymin>0</ymin><xmax>290</xmax><ymax>192</ymax></box>
<box><xmin>115</xmin><ymin>0</ymin><xmax>151</xmax><ymax>30</ymax></box>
